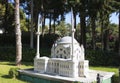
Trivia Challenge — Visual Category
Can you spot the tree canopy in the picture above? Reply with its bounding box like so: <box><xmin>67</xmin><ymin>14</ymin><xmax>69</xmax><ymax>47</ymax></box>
<box><xmin>0</xmin><ymin>0</ymin><xmax>120</xmax><ymax>52</ymax></box>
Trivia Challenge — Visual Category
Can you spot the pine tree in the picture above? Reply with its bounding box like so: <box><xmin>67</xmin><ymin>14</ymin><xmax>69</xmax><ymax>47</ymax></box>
<box><xmin>15</xmin><ymin>0</ymin><xmax>22</xmax><ymax>66</ymax></box>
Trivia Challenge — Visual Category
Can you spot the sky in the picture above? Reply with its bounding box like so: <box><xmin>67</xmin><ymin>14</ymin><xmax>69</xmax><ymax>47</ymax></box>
<box><xmin>110</xmin><ymin>13</ymin><xmax>118</xmax><ymax>24</ymax></box>
<box><xmin>9</xmin><ymin>0</ymin><xmax>118</xmax><ymax>25</ymax></box>
<box><xmin>65</xmin><ymin>12</ymin><xmax>119</xmax><ymax>24</ymax></box>
<box><xmin>45</xmin><ymin>13</ymin><xmax>119</xmax><ymax>25</ymax></box>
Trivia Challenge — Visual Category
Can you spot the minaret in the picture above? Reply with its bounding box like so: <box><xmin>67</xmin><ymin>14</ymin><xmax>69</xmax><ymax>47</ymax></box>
<box><xmin>71</xmin><ymin>7</ymin><xmax>75</xmax><ymax>61</ymax></box>
<box><xmin>71</xmin><ymin>8</ymin><xmax>78</xmax><ymax>78</ymax></box>
<box><xmin>35</xmin><ymin>14</ymin><xmax>41</xmax><ymax>58</ymax></box>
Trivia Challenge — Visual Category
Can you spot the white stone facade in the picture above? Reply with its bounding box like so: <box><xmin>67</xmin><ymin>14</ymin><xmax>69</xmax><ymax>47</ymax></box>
<box><xmin>34</xmin><ymin>36</ymin><xmax>89</xmax><ymax>78</ymax></box>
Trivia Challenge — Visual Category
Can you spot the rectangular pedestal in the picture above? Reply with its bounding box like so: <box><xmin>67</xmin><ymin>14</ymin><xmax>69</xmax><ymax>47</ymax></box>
<box><xmin>18</xmin><ymin>69</ymin><xmax>114</xmax><ymax>83</ymax></box>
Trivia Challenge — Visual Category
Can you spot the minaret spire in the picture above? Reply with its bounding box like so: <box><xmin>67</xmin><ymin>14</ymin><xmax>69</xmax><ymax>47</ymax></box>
<box><xmin>35</xmin><ymin>14</ymin><xmax>41</xmax><ymax>58</ymax></box>
<box><xmin>71</xmin><ymin>7</ymin><xmax>75</xmax><ymax>60</ymax></box>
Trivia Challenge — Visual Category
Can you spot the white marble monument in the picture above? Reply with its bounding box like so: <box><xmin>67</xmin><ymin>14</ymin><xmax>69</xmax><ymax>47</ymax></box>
<box><xmin>34</xmin><ymin>36</ymin><xmax>89</xmax><ymax>78</ymax></box>
<box><xmin>34</xmin><ymin>8</ymin><xmax>89</xmax><ymax>78</ymax></box>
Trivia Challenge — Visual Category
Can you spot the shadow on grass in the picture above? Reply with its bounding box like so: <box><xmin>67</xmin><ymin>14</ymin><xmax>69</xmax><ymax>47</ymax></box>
<box><xmin>6</xmin><ymin>62</ymin><xmax>33</xmax><ymax>66</ymax></box>
<box><xmin>0</xmin><ymin>61</ymin><xmax>16</xmax><ymax>66</ymax></box>
<box><xmin>0</xmin><ymin>61</ymin><xmax>33</xmax><ymax>67</ymax></box>
<box><xmin>22</xmin><ymin>62</ymin><xmax>33</xmax><ymax>66</ymax></box>
<box><xmin>6</xmin><ymin>63</ymin><xmax>16</xmax><ymax>66</ymax></box>
<box><xmin>6</xmin><ymin>62</ymin><xmax>33</xmax><ymax>67</ymax></box>
<box><xmin>1</xmin><ymin>75</ymin><xmax>11</xmax><ymax>79</ymax></box>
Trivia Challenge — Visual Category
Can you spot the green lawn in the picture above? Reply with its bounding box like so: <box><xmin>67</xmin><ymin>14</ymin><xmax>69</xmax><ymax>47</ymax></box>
<box><xmin>0</xmin><ymin>61</ymin><xmax>119</xmax><ymax>83</ymax></box>
<box><xmin>90</xmin><ymin>66</ymin><xmax>119</xmax><ymax>83</ymax></box>
<box><xmin>0</xmin><ymin>61</ymin><xmax>33</xmax><ymax>83</ymax></box>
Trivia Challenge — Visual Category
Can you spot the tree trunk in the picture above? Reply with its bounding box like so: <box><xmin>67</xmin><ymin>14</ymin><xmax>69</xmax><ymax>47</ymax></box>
<box><xmin>118</xmin><ymin>11</ymin><xmax>120</xmax><ymax>55</ymax></box>
<box><xmin>30</xmin><ymin>0</ymin><xmax>34</xmax><ymax>48</ymax></box>
<box><xmin>103</xmin><ymin>16</ymin><xmax>109</xmax><ymax>51</ymax></box>
<box><xmin>15</xmin><ymin>0</ymin><xmax>22</xmax><ymax>66</ymax></box>
<box><xmin>42</xmin><ymin>13</ymin><xmax>45</xmax><ymax>36</ymax></box>
<box><xmin>106</xmin><ymin>29</ymin><xmax>109</xmax><ymax>51</ymax></box>
<box><xmin>4</xmin><ymin>0</ymin><xmax>8</xmax><ymax>33</ymax></box>
<box><xmin>73</xmin><ymin>12</ymin><xmax>76</xmax><ymax>29</ymax></box>
<box><xmin>100</xmin><ymin>12</ymin><xmax>105</xmax><ymax>51</ymax></box>
<box><xmin>73</xmin><ymin>10</ymin><xmax>77</xmax><ymax>39</ymax></box>
<box><xmin>91</xmin><ymin>18</ymin><xmax>96</xmax><ymax>50</ymax></box>
<box><xmin>41</xmin><ymin>0</ymin><xmax>45</xmax><ymax>36</ymax></box>
<box><xmin>80</xmin><ymin>13</ymin><xmax>86</xmax><ymax>49</ymax></box>
<box><xmin>53</xmin><ymin>18</ymin><xmax>56</xmax><ymax>34</ymax></box>
<box><xmin>49</xmin><ymin>14</ymin><xmax>52</xmax><ymax>34</ymax></box>
<box><xmin>101</xmin><ymin>20</ymin><xmax>104</xmax><ymax>50</ymax></box>
<box><xmin>103</xmin><ymin>29</ymin><xmax>109</xmax><ymax>51</ymax></box>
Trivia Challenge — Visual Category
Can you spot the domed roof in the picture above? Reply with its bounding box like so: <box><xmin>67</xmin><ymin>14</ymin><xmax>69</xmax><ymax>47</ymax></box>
<box><xmin>56</xmin><ymin>36</ymin><xmax>78</xmax><ymax>44</ymax></box>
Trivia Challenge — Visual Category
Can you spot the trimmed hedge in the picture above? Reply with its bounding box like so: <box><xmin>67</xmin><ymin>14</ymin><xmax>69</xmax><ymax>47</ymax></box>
<box><xmin>0</xmin><ymin>34</ymin><xmax>15</xmax><ymax>46</ymax></box>
<box><xmin>0</xmin><ymin>47</ymin><xmax>51</xmax><ymax>62</ymax></box>
<box><xmin>0</xmin><ymin>46</ymin><xmax>119</xmax><ymax>66</ymax></box>
<box><xmin>0</xmin><ymin>47</ymin><xmax>16</xmax><ymax>61</ymax></box>
<box><xmin>86</xmin><ymin>50</ymin><xmax>120</xmax><ymax>66</ymax></box>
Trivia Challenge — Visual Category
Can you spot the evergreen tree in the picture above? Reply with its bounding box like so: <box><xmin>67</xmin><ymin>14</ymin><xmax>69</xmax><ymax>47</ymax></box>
<box><xmin>14</xmin><ymin>0</ymin><xmax>22</xmax><ymax>66</ymax></box>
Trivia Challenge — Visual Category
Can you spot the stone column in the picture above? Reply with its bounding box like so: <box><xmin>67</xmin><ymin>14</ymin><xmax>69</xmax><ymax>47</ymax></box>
<box><xmin>35</xmin><ymin>32</ymin><xmax>40</xmax><ymax>58</ymax></box>
<box><xmin>35</xmin><ymin>14</ymin><xmax>41</xmax><ymax>59</ymax></box>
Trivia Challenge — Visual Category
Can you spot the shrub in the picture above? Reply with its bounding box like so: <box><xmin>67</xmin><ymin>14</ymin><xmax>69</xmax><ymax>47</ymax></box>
<box><xmin>0</xmin><ymin>34</ymin><xmax>15</xmax><ymax>46</ymax></box>
<box><xmin>0</xmin><ymin>46</ymin><xmax>51</xmax><ymax>62</ymax></box>
<box><xmin>86</xmin><ymin>50</ymin><xmax>120</xmax><ymax>66</ymax></box>
<box><xmin>0</xmin><ymin>47</ymin><xmax>16</xmax><ymax>61</ymax></box>
<box><xmin>9</xmin><ymin>68</ymin><xmax>20</xmax><ymax>79</ymax></box>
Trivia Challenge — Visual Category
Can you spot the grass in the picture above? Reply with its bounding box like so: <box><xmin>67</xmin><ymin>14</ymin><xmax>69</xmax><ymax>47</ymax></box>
<box><xmin>90</xmin><ymin>66</ymin><xmax>118</xmax><ymax>75</ymax></box>
<box><xmin>0</xmin><ymin>61</ymin><xmax>33</xmax><ymax>83</ymax></box>
<box><xmin>0</xmin><ymin>61</ymin><xmax>119</xmax><ymax>83</ymax></box>
<box><xmin>90</xmin><ymin>66</ymin><xmax>119</xmax><ymax>83</ymax></box>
